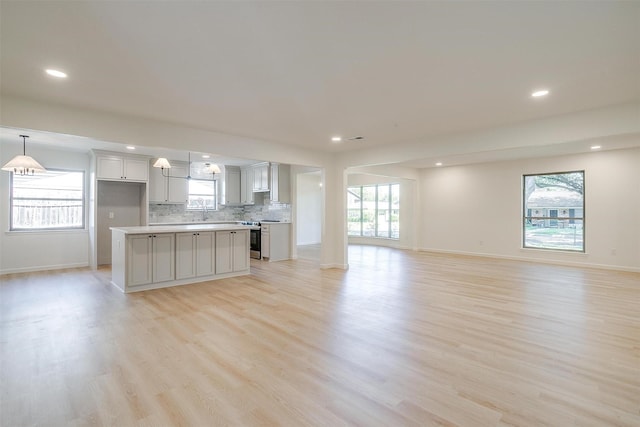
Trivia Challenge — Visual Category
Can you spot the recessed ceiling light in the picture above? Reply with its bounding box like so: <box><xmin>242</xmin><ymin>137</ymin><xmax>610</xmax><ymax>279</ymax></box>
<box><xmin>435</xmin><ymin>162</ymin><xmax>443</xmax><ymax>166</ymax></box>
<box><xmin>126</xmin><ymin>146</ymin><xmax>135</xmax><ymax>150</ymax></box>
<box><xmin>45</xmin><ymin>69</ymin><xmax>67</xmax><ymax>78</ymax></box>
<box><xmin>590</xmin><ymin>145</ymin><xmax>601</xmax><ymax>150</ymax></box>
<box><xmin>331</xmin><ymin>136</ymin><xmax>342</xmax><ymax>142</ymax></box>
<box><xmin>531</xmin><ymin>89</ymin><xmax>550</xmax><ymax>98</ymax></box>
<box><xmin>202</xmin><ymin>154</ymin><xmax>210</xmax><ymax>159</ymax></box>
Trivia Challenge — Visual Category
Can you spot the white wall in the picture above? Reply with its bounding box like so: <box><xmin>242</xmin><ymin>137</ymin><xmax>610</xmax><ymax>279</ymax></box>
<box><xmin>0</xmin><ymin>144</ymin><xmax>90</xmax><ymax>274</ymax></box>
<box><xmin>296</xmin><ymin>172</ymin><xmax>322</xmax><ymax>245</ymax></box>
<box><xmin>419</xmin><ymin>147</ymin><xmax>640</xmax><ymax>271</ymax></box>
<box><xmin>347</xmin><ymin>173</ymin><xmax>417</xmax><ymax>250</ymax></box>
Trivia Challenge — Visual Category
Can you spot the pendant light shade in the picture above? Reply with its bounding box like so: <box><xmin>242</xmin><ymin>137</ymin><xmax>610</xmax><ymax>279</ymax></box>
<box><xmin>153</xmin><ymin>157</ymin><xmax>172</xmax><ymax>169</ymax></box>
<box><xmin>204</xmin><ymin>163</ymin><xmax>221</xmax><ymax>174</ymax></box>
<box><xmin>2</xmin><ymin>135</ymin><xmax>46</xmax><ymax>175</ymax></box>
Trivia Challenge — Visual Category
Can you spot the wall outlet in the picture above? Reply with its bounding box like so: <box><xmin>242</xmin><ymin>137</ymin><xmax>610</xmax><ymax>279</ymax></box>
<box><xmin>109</xmin><ymin>212</ymin><xmax>115</xmax><ymax>219</ymax></box>
<box><xmin>479</xmin><ymin>240</ymin><xmax>484</xmax><ymax>246</ymax></box>
<box><xmin>611</xmin><ymin>249</ymin><xmax>617</xmax><ymax>256</ymax></box>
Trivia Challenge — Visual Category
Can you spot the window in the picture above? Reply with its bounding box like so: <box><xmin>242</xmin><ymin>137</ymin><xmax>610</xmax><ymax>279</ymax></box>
<box><xmin>523</xmin><ymin>171</ymin><xmax>584</xmax><ymax>251</ymax></box>
<box><xmin>186</xmin><ymin>179</ymin><xmax>217</xmax><ymax>210</ymax></box>
<box><xmin>348</xmin><ymin>183</ymin><xmax>399</xmax><ymax>239</ymax></box>
<box><xmin>10</xmin><ymin>169</ymin><xmax>85</xmax><ymax>230</ymax></box>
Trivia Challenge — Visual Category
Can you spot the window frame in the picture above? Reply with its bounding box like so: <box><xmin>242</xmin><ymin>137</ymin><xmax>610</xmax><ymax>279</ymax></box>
<box><xmin>185</xmin><ymin>178</ymin><xmax>218</xmax><ymax>211</ymax></box>
<box><xmin>522</xmin><ymin>170</ymin><xmax>585</xmax><ymax>252</ymax></box>
<box><xmin>9</xmin><ymin>168</ymin><xmax>86</xmax><ymax>231</ymax></box>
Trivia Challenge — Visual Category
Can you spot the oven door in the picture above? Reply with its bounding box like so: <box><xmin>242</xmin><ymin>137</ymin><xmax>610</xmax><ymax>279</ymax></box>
<box><xmin>249</xmin><ymin>228</ymin><xmax>261</xmax><ymax>259</ymax></box>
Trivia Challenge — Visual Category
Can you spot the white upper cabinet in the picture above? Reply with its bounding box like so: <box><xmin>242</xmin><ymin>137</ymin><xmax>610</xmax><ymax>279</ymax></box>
<box><xmin>96</xmin><ymin>152</ymin><xmax>149</xmax><ymax>182</ymax></box>
<box><xmin>252</xmin><ymin>162</ymin><xmax>270</xmax><ymax>192</ymax></box>
<box><xmin>220</xmin><ymin>166</ymin><xmax>241</xmax><ymax>205</ymax></box>
<box><xmin>167</xmin><ymin>164</ymin><xmax>189</xmax><ymax>203</ymax></box>
<box><xmin>240</xmin><ymin>166</ymin><xmax>254</xmax><ymax>205</ymax></box>
<box><xmin>270</xmin><ymin>163</ymin><xmax>291</xmax><ymax>203</ymax></box>
<box><xmin>149</xmin><ymin>160</ymin><xmax>189</xmax><ymax>203</ymax></box>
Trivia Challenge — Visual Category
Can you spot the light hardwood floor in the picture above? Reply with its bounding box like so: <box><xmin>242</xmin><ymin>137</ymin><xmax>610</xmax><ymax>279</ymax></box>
<box><xmin>1</xmin><ymin>246</ymin><xmax>638</xmax><ymax>426</ymax></box>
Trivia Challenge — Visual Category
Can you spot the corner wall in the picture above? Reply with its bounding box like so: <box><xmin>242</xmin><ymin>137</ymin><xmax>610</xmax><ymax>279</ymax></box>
<box><xmin>418</xmin><ymin>147</ymin><xmax>640</xmax><ymax>271</ymax></box>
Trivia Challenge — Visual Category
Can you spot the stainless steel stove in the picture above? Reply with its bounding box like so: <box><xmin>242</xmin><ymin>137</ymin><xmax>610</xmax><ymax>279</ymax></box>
<box><xmin>241</xmin><ymin>221</ymin><xmax>262</xmax><ymax>259</ymax></box>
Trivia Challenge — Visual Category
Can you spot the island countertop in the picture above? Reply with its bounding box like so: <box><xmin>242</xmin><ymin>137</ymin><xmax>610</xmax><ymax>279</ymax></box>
<box><xmin>110</xmin><ymin>223</ymin><xmax>257</xmax><ymax>234</ymax></box>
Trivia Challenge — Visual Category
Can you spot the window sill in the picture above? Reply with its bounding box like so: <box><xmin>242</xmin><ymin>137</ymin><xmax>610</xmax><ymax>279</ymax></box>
<box><xmin>349</xmin><ymin>236</ymin><xmax>400</xmax><ymax>241</ymax></box>
<box><xmin>5</xmin><ymin>228</ymin><xmax>88</xmax><ymax>236</ymax></box>
<box><xmin>520</xmin><ymin>247</ymin><xmax>587</xmax><ymax>255</ymax></box>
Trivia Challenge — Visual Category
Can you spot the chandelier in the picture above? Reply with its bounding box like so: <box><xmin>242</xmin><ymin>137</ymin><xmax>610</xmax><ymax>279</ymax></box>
<box><xmin>2</xmin><ymin>135</ymin><xmax>46</xmax><ymax>175</ymax></box>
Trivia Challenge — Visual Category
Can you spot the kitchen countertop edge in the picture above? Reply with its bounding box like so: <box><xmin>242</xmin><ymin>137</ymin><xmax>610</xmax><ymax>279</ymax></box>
<box><xmin>111</xmin><ymin>224</ymin><xmax>257</xmax><ymax>234</ymax></box>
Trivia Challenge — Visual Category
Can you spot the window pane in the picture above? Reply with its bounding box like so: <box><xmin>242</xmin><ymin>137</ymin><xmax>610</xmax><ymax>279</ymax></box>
<box><xmin>347</xmin><ymin>187</ymin><xmax>362</xmax><ymax>236</ymax></box>
<box><xmin>523</xmin><ymin>171</ymin><xmax>584</xmax><ymax>251</ymax></box>
<box><xmin>376</xmin><ymin>185</ymin><xmax>389</xmax><ymax>237</ymax></box>
<box><xmin>11</xmin><ymin>170</ymin><xmax>84</xmax><ymax>230</ymax></box>
<box><xmin>187</xmin><ymin>179</ymin><xmax>216</xmax><ymax>209</ymax></box>
<box><xmin>391</xmin><ymin>184</ymin><xmax>400</xmax><ymax>239</ymax></box>
<box><xmin>362</xmin><ymin>186</ymin><xmax>376</xmax><ymax>237</ymax></box>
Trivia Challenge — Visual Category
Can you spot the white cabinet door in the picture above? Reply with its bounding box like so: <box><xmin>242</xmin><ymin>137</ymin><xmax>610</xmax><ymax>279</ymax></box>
<box><xmin>223</xmin><ymin>167</ymin><xmax>241</xmax><ymax>205</ymax></box>
<box><xmin>252</xmin><ymin>163</ymin><xmax>269</xmax><ymax>191</ymax></box>
<box><xmin>252</xmin><ymin>164</ymin><xmax>262</xmax><ymax>191</ymax></box>
<box><xmin>128</xmin><ymin>234</ymin><xmax>153</xmax><ymax>287</ymax></box>
<box><xmin>176</xmin><ymin>232</ymin><xmax>197</xmax><ymax>279</ymax></box>
<box><xmin>168</xmin><ymin>164</ymin><xmax>188</xmax><ymax>203</ymax></box>
<box><xmin>270</xmin><ymin>164</ymin><xmax>279</xmax><ymax>202</ymax></box>
<box><xmin>240</xmin><ymin>167</ymin><xmax>254</xmax><ymax>205</ymax></box>
<box><xmin>261</xmin><ymin>226</ymin><xmax>270</xmax><ymax>259</ymax></box>
<box><xmin>97</xmin><ymin>156</ymin><xmax>124</xmax><ymax>180</ymax></box>
<box><xmin>149</xmin><ymin>163</ymin><xmax>167</xmax><ymax>202</ymax></box>
<box><xmin>149</xmin><ymin>161</ymin><xmax>188</xmax><ymax>203</ymax></box>
<box><xmin>215</xmin><ymin>231</ymin><xmax>233</xmax><ymax>274</ymax></box>
<box><xmin>196</xmin><ymin>232</ymin><xmax>215</xmax><ymax>276</ymax></box>
<box><xmin>124</xmin><ymin>158</ymin><xmax>149</xmax><ymax>181</ymax></box>
<box><xmin>176</xmin><ymin>232</ymin><xmax>215</xmax><ymax>279</ymax></box>
<box><xmin>215</xmin><ymin>230</ymin><xmax>247</xmax><ymax>274</ymax></box>
<box><xmin>262</xmin><ymin>223</ymin><xmax>290</xmax><ymax>262</ymax></box>
<box><xmin>232</xmin><ymin>230</ymin><xmax>249</xmax><ymax>271</ymax></box>
<box><xmin>261</xmin><ymin>165</ymin><xmax>269</xmax><ymax>190</ymax></box>
<box><xmin>270</xmin><ymin>163</ymin><xmax>290</xmax><ymax>203</ymax></box>
<box><xmin>152</xmin><ymin>233</ymin><xmax>175</xmax><ymax>283</ymax></box>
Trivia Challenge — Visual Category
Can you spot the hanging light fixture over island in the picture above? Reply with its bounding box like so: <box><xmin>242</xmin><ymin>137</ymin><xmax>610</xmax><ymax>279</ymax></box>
<box><xmin>2</xmin><ymin>135</ymin><xmax>46</xmax><ymax>175</ymax></box>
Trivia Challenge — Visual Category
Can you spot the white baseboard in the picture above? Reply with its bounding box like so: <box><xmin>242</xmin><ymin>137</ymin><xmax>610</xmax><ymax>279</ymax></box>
<box><xmin>418</xmin><ymin>247</ymin><xmax>640</xmax><ymax>273</ymax></box>
<box><xmin>0</xmin><ymin>262</ymin><xmax>90</xmax><ymax>275</ymax></box>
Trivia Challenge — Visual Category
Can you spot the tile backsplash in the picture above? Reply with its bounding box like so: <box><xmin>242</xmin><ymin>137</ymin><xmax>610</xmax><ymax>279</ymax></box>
<box><xmin>149</xmin><ymin>193</ymin><xmax>291</xmax><ymax>223</ymax></box>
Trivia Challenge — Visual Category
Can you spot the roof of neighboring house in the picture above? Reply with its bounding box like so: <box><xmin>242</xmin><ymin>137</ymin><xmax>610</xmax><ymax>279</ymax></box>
<box><xmin>527</xmin><ymin>190</ymin><xmax>583</xmax><ymax>208</ymax></box>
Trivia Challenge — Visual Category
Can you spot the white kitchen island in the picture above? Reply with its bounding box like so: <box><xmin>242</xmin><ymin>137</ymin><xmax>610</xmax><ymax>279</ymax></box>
<box><xmin>110</xmin><ymin>224</ymin><xmax>254</xmax><ymax>293</ymax></box>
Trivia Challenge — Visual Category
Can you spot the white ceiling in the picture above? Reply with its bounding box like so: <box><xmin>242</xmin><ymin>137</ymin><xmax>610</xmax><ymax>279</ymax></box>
<box><xmin>1</xmin><ymin>1</ymin><xmax>639</xmax><ymax>157</ymax></box>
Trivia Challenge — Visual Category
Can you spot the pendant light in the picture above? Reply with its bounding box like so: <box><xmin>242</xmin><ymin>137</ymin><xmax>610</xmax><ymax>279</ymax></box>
<box><xmin>152</xmin><ymin>157</ymin><xmax>172</xmax><ymax>170</ymax></box>
<box><xmin>2</xmin><ymin>135</ymin><xmax>46</xmax><ymax>175</ymax></box>
<box><xmin>152</xmin><ymin>152</ymin><xmax>219</xmax><ymax>181</ymax></box>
